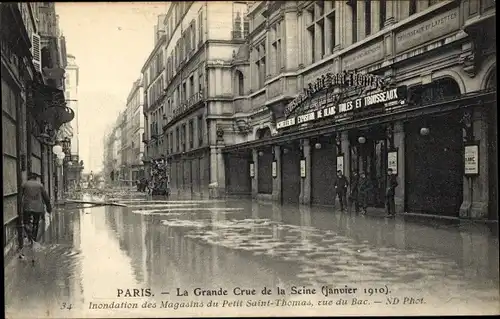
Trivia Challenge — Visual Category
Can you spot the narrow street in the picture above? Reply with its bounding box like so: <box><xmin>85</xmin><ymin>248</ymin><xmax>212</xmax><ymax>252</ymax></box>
<box><xmin>5</xmin><ymin>191</ymin><xmax>499</xmax><ymax>318</ymax></box>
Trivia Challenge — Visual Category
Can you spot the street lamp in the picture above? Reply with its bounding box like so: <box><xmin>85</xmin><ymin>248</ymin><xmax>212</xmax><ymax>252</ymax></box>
<box><xmin>420</xmin><ymin>127</ymin><xmax>430</xmax><ymax>136</ymax></box>
<box><xmin>53</xmin><ymin>144</ymin><xmax>63</xmax><ymax>155</ymax></box>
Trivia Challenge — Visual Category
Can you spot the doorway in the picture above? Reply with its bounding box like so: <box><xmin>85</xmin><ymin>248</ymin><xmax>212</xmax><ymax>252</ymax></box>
<box><xmin>281</xmin><ymin>143</ymin><xmax>301</xmax><ymax>204</ymax></box>
<box><xmin>349</xmin><ymin>127</ymin><xmax>388</xmax><ymax>208</ymax></box>
<box><xmin>405</xmin><ymin>113</ymin><xmax>463</xmax><ymax>216</ymax></box>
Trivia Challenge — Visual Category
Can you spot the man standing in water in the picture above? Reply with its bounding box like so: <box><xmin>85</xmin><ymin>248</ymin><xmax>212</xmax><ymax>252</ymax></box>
<box><xmin>348</xmin><ymin>171</ymin><xmax>359</xmax><ymax>213</ymax></box>
<box><xmin>17</xmin><ymin>173</ymin><xmax>52</xmax><ymax>259</ymax></box>
<box><xmin>385</xmin><ymin>168</ymin><xmax>398</xmax><ymax>217</ymax></box>
<box><xmin>334</xmin><ymin>170</ymin><xmax>349</xmax><ymax>212</ymax></box>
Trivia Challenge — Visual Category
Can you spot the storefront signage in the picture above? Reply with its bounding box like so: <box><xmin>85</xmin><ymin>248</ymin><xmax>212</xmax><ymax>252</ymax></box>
<box><xmin>387</xmin><ymin>150</ymin><xmax>398</xmax><ymax>175</ymax></box>
<box><xmin>277</xmin><ymin>86</ymin><xmax>407</xmax><ymax>129</ymax></box>
<box><xmin>272</xmin><ymin>161</ymin><xmax>277</xmax><ymax>178</ymax></box>
<box><xmin>395</xmin><ymin>8</ymin><xmax>459</xmax><ymax>54</ymax></box>
<box><xmin>284</xmin><ymin>71</ymin><xmax>386</xmax><ymax>117</ymax></box>
<box><xmin>464</xmin><ymin>144</ymin><xmax>479</xmax><ymax>176</ymax></box>
<box><xmin>300</xmin><ymin>159</ymin><xmax>306</xmax><ymax>178</ymax></box>
<box><xmin>336</xmin><ymin>155</ymin><xmax>344</xmax><ymax>175</ymax></box>
<box><xmin>250</xmin><ymin>163</ymin><xmax>255</xmax><ymax>178</ymax></box>
<box><xmin>342</xmin><ymin>41</ymin><xmax>384</xmax><ymax>70</ymax></box>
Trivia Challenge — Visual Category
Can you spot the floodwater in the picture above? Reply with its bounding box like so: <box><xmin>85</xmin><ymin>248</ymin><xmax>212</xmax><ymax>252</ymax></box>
<box><xmin>4</xmin><ymin>191</ymin><xmax>500</xmax><ymax>318</ymax></box>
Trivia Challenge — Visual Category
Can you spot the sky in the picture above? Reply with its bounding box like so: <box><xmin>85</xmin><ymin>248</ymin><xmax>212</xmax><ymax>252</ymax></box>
<box><xmin>55</xmin><ymin>2</ymin><xmax>168</xmax><ymax>173</ymax></box>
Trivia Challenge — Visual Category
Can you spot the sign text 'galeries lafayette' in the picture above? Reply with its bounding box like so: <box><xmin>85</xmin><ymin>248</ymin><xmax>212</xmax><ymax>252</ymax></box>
<box><xmin>277</xmin><ymin>86</ymin><xmax>408</xmax><ymax>130</ymax></box>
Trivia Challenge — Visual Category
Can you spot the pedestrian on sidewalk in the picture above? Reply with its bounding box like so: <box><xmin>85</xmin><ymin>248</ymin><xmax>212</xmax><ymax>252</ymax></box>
<box><xmin>348</xmin><ymin>171</ymin><xmax>359</xmax><ymax>213</ymax></box>
<box><xmin>385</xmin><ymin>168</ymin><xmax>398</xmax><ymax>217</ymax></box>
<box><xmin>334</xmin><ymin>170</ymin><xmax>349</xmax><ymax>212</ymax></box>
<box><xmin>358</xmin><ymin>171</ymin><xmax>372</xmax><ymax>215</ymax></box>
<box><xmin>17</xmin><ymin>173</ymin><xmax>52</xmax><ymax>259</ymax></box>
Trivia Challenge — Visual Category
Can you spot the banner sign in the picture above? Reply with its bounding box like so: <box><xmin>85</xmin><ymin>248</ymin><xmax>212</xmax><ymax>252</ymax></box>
<box><xmin>277</xmin><ymin>86</ymin><xmax>407</xmax><ymax>130</ymax></box>
<box><xmin>336</xmin><ymin>155</ymin><xmax>344</xmax><ymax>175</ymax></box>
<box><xmin>300</xmin><ymin>160</ymin><xmax>306</xmax><ymax>178</ymax></box>
<box><xmin>464</xmin><ymin>144</ymin><xmax>479</xmax><ymax>176</ymax></box>
<box><xmin>284</xmin><ymin>71</ymin><xmax>386</xmax><ymax>117</ymax></box>
<box><xmin>387</xmin><ymin>150</ymin><xmax>398</xmax><ymax>175</ymax></box>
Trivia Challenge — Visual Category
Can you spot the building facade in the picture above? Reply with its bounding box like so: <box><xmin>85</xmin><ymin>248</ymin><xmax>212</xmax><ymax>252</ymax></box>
<box><xmin>2</xmin><ymin>3</ymin><xmax>74</xmax><ymax>253</ymax></box>
<box><xmin>222</xmin><ymin>0</ymin><xmax>496</xmax><ymax>220</ymax></box>
<box><xmin>125</xmin><ymin>77</ymin><xmax>146</xmax><ymax>181</ymax></box>
<box><xmin>64</xmin><ymin>54</ymin><xmax>84</xmax><ymax>189</ymax></box>
<box><xmin>142</xmin><ymin>1</ymin><xmax>251</xmax><ymax>198</ymax></box>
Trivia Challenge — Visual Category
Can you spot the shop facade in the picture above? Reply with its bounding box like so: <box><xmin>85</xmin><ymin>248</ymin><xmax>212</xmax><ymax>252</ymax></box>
<box><xmin>223</xmin><ymin>1</ymin><xmax>496</xmax><ymax>220</ymax></box>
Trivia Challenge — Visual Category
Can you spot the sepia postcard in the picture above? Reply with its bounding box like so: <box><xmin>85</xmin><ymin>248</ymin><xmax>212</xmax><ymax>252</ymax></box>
<box><xmin>2</xmin><ymin>1</ymin><xmax>498</xmax><ymax>318</ymax></box>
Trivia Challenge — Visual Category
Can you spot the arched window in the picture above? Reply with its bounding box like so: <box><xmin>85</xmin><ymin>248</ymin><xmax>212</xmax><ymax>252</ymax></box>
<box><xmin>486</xmin><ymin>68</ymin><xmax>496</xmax><ymax>89</ymax></box>
<box><xmin>408</xmin><ymin>77</ymin><xmax>461</xmax><ymax>106</ymax></box>
<box><xmin>256</xmin><ymin>127</ymin><xmax>271</xmax><ymax>139</ymax></box>
<box><xmin>235</xmin><ymin>70</ymin><xmax>244</xmax><ymax>96</ymax></box>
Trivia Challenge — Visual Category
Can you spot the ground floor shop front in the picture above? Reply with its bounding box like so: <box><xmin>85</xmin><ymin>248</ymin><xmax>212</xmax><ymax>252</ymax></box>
<box><xmin>223</xmin><ymin>86</ymin><xmax>497</xmax><ymax>221</ymax></box>
<box><xmin>166</xmin><ymin>148</ymin><xmax>211</xmax><ymax>198</ymax></box>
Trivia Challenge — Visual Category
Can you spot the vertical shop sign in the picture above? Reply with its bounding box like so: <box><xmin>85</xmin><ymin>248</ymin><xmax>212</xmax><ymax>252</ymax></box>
<box><xmin>464</xmin><ymin>144</ymin><xmax>479</xmax><ymax>176</ymax></box>
<box><xmin>250</xmin><ymin>163</ymin><xmax>255</xmax><ymax>178</ymax></box>
<box><xmin>336</xmin><ymin>155</ymin><xmax>344</xmax><ymax>175</ymax></box>
<box><xmin>300</xmin><ymin>159</ymin><xmax>306</xmax><ymax>178</ymax></box>
<box><xmin>272</xmin><ymin>161</ymin><xmax>277</xmax><ymax>178</ymax></box>
<box><xmin>387</xmin><ymin>150</ymin><xmax>398</xmax><ymax>175</ymax></box>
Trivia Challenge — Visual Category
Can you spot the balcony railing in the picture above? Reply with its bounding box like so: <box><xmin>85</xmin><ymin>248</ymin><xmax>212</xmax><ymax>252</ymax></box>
<box><xmin>232</xmin><ymin>30</ymin><xmax>243</xmax><ymax>40</ymax></box>
<box><xmin>171</xmin><ymin>90</ymin><xmax>204</xmax><ymax>121</ymax></box>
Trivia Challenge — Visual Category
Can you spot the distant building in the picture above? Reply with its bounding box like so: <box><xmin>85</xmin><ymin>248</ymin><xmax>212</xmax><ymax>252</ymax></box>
<box><xmin>123</xmin><ymin>77</ymin><xmax>146</xmax><ymax>181</ymax></box>
<box><xmin>64</xmin><ymin>54</ymin><xmax>84</xmax><ymax>188</ymax></box>
<box><xmin>141</xmin><ymin>2</ymin><xmax>251</xmax><ymax>198</ymax></box>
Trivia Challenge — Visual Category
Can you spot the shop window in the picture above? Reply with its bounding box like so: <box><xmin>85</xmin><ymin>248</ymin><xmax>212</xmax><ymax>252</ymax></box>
<box><xmin>408</xmin><ymin>78</ymin><xmax>461</xmax><ymax>106</ymax></box>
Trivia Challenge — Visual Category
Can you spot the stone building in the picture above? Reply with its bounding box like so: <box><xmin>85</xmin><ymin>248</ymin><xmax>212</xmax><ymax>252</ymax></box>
<box><xmin>125</xmin><ymin>78</ymin><xmax>146</xmax><ymax>181</ymax></box>
<box><xmin>222</xmin><ymin>0</ymin><xmax>496</xmax><ymax>221</ymax></box>
<box><xmin>2</xmin><ymin>3</ymin><xmax>73</xmax><ymax>254</ymax></box>
<box><xmin>64</xmin><ymin>54</ymin><xmax>84</xmax><ymax>189</ymax></box>
<box><xmin>141</xmin><ymin>2</ymin><xmax>251</xmax><ymax>198</ymax></box>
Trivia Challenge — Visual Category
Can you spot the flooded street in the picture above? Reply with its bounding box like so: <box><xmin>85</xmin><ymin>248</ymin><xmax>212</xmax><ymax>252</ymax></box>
<box><xmin>5</xmin><ymin>192</ymin><xmax>499</xmax><ymax>318</ymax></box>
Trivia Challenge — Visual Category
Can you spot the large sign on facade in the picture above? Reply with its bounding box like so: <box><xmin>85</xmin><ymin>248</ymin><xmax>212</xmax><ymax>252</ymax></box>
<box><xmin>284</xmin><ymin>71</ymin><xmax>386</xmax><ymax>118</ymax></box>
<box><xmin>464</xmin><ymin>144</ymin><xmax>479</xmax><ymax>176</ymax></box>
<box><xmin>395</xmin><ymin>8</ymin><xmax>460</xmax><ymax>54</ymax></box>
<box><xmin>277</xmin><ymin>86</ymin><xmax>408</xmax><ymax>130</ymax></box>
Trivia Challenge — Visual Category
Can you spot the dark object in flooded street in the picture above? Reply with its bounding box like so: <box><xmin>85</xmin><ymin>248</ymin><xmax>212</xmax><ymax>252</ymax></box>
<box><xmin>65</xmin><ymin>199</ymin><xmax>128</xmax><ymax>207</ymax></box>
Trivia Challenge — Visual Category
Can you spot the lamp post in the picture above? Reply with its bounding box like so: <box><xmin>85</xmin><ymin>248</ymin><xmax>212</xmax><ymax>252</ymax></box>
<box><xmin>53</xmin><ymin>144</ymin><xmax>65</xmax><ymax>202</ymax></box>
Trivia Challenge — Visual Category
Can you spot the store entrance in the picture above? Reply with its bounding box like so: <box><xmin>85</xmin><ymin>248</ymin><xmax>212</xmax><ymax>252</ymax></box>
<box><xmin>349</xmin><ymin>127</ymin><xmax>388</xmax><ymax>208</ymax></box>
<box><xmin>405</xmin><ymin>114</ymin><xmax>463</xmax><ymax>216</ymax></box>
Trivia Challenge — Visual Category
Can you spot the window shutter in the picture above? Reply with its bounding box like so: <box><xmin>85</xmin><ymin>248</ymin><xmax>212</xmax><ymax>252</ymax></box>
<box><xmin>32</xmin><ymin>33</ymin><xmax>42</xmax><ymax>73</ymax></box>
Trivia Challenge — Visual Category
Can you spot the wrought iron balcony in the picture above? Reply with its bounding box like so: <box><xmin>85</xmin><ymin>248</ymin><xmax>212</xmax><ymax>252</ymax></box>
<box><xmin>171</xmin><ymin>90</ymin><xmax>204</xmax><ymax>122</ymax></box>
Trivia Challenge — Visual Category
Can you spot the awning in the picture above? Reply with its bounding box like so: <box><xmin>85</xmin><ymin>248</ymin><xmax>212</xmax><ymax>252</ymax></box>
<box><xmin>222</xmin><ymin>89</ymin><xmax>496</xmax><ymax>153</ymax></box>
<box><xmin>31</xmin><ymin>81</ymin><xmax>74</xmax><ymax>131</ymax></box>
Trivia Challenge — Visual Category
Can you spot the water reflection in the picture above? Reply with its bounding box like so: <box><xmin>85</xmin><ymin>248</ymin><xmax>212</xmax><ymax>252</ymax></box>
<box><xmin>5</xmin><ymin>194</ymin><xmax>499</xmax><ymax>317</ymax></box>
<box><xmin>5</xmin><ymin>209</ymin><xmax>84</xmax><ymax>317</ymax></box>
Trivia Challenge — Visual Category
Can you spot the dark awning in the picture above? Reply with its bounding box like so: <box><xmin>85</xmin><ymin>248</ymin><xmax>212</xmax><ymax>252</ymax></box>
<box><xmin>31</xmin><ymin>81</ymin><xmax>74</xmax><ymax>131</ymax></box>
<box><xmin>222</xmin><ymin>89</ymin><xmax>496</xmax><ymax>153</ymax></box>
